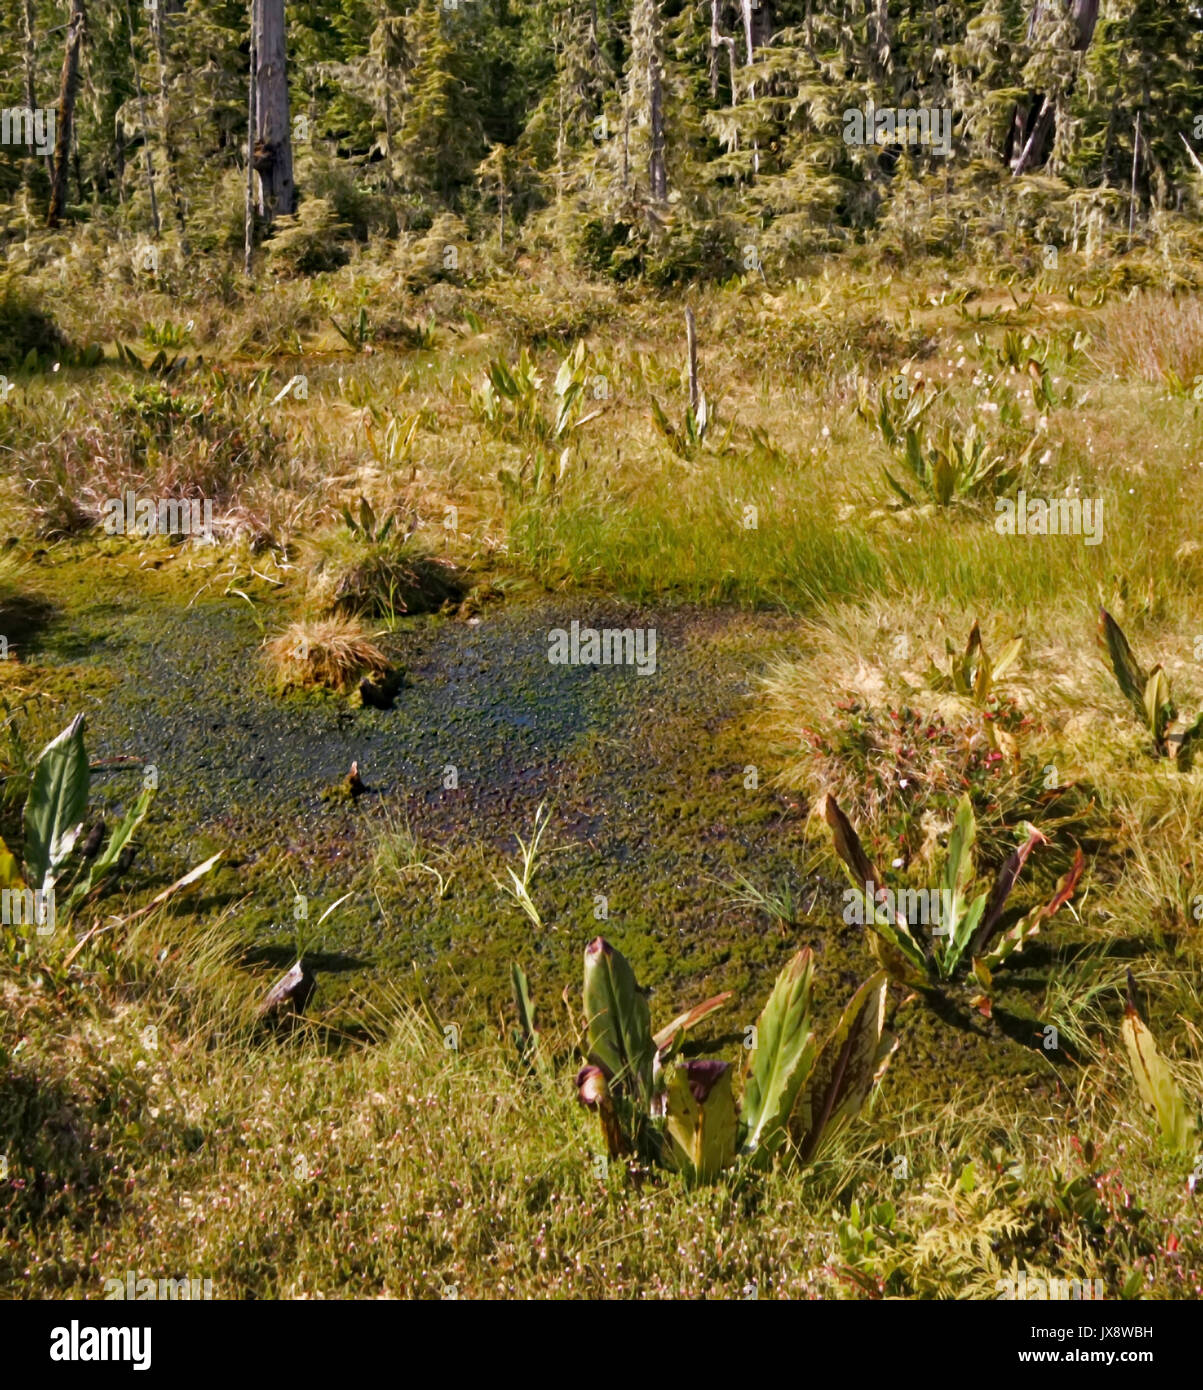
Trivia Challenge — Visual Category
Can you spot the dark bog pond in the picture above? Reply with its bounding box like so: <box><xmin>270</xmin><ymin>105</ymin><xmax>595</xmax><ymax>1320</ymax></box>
<box><xmin>21</xmin><ymin>549</ymin><xmax>1066</xmax><ymax>1104</ymax></box>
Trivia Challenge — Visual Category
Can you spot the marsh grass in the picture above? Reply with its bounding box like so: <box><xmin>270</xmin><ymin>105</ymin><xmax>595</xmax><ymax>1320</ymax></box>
<box><xmin>3</xmin><ymin>900</ymin><xmax>1200</xmax><ymax>1300</ymax></box>
<box><xmin>263</xmin><ymin>616</ymin><xmax>392</xmax><ymax>692</ymax></box>
<box><xmin>3</xmin><ymin>243</ymin><xmax>1203</xmax><ymax>1299</ymax></box>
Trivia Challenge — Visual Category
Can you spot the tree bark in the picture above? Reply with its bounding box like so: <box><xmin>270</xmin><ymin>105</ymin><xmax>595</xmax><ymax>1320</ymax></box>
<box><xmin>710</xmin><ymin>0</ymin><xmax>737</xmax><ymax>106</ymax></box>
<box><xmin>252</xmin><ymin>0</ymin><xmax>295</xmax><ymax>221</ymax></box>
<box><xmin>22</xmin><ymin>0</ymin><xmax>53</xmax><ymax>181</ymax></box>
<box><xmin>685</xmin><ymin>307</ymin><xmax>698</xmax><ymax>414</ymax></box>
<box><xmin>47</xmin><ymin>0</ymin><xmax>87</xmax><ymax>228</ymax></box>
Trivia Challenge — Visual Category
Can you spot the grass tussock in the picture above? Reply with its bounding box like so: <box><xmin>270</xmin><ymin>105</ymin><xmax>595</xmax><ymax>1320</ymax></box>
<box><xmin>263</xmin><ymin>616</ymin><xmax>392</xmax><ymax>692</ymax></box>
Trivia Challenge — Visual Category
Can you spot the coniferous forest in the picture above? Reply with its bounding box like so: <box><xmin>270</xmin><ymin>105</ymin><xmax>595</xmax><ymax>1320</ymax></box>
<box><xmin>2</xmin><ymin>1</ymin><xmax>1203</xmax><ymax>1322</ymax></box>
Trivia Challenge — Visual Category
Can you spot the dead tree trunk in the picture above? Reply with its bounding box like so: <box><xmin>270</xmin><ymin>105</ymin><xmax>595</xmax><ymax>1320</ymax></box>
<box><xmin>251</xmin><ymin>0</ymin><xmax>295</xmax><ymax>221</ymax></box>
<box><xmin>22</xmin><ymin>0</ymin><xmax>53</xmax><ymax>182</ymax></box>
<box><xmin>47</xmin><ymin>0</ymin><xmax>87</xmax><ymax>227</ymax></box>
<box><xmin>709</xmin><ymin>0</ymin><xmax>738</xmax><ymax>106</ymax></box>
<box><xmin>685</xmin><ymin>307</ymin><xmax>699</xmax><ymax>414</ymax></box>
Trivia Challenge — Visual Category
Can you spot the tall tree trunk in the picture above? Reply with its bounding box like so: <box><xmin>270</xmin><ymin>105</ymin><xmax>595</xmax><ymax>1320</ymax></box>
<box><xmin>252</xmin><ymin>0</ymin><xmax>295</xmax><ymax>221</ymax></box>
<box><xmin>710</xmin><ymin>0</ymin><xmax>737</xmax><ymax>106</ymax></box>
<box><xmin>740</xmin><ymin>0</ymin><xmax>773</xmax><ymax>62</ymax></box>
<box><xmin>22</xmin><ymin>0</ymin><xmax>53</xmax><ymax>181</ymax></box>
<box><xmin>738</xmin><ymin>0</ymin><xmax>771</xmax><ymax>177</ymax></box>
<box><xmin>47</xmin><ymin>0</ymin><xmax>87</xmax><ymax>228</ymax></box>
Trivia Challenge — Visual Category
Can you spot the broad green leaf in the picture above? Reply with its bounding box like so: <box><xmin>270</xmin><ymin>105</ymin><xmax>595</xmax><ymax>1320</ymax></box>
<box><xmin>1142</xmin><ymin>667</ymin><xmax>1174</xmax><ymax>747</ymax></box>
<box><xmin>989</xmin><ymin>637</ymin><xmax>1023</xmax><ymax>683</ymax></box>
<box><xmin>23</xmin><ymin>714</ymin><xmax>89</xmax><ymax>896</ymax></box>
<box><xmin>1121</xmin><ymin>998</ymin><xmax>1196</xmax><ymax>1156</ymax></box>
<box><xmin>1175</xmin><ymin>710</ymin><xmax>1203</xmax><ymax>770</ymax></box>
<box><xmin>0</xmin><ymin>835</ymin><xmax>23</xmax><ymax>890</ymax></box>
<box><xmin>741</xmin><ymin>949</ymin><xmax>816</xmax><ymax>1163</ymax></box>
<box><xmin>510</xmin><ymin>962</ymin><xmax>542</xmax><ymax>1065</ymax></box>
<box><xmin>944</xmin><ymin>890</ymin><xmax>987</xmax><ymax>979</ymax></box>
<box><xmin>824</xmin><ymin>799</ymin><xmax>928</xmax><ymax>979</ymax></box>
<box><xmin>942</xmin><ymin>795</ymin><xmax>978</xmax><ymax>926</ymax></box>
<box><xmin>664</xmin><ymin>1060</ymin><xmax>737</xmax><ymax>1183</ymax></box>
<box><xmin>794</xmin><ymin>972</ymin><xmax>891</xmax><ymax>1163</ymax></box>
<box><xmin>976</xmin><ymin>849</ymin><xmax>1084</xmax><ymax>972</ymax></box>
<box><xmin>1098</xmin><ymin>609</ymin><xmax>1147</xmax><ymax>721</ymax></box>
<box><xmin>823</xmin><ymin>794</ymin><xmax>882</xmax><ymax>893</ymax></box>
<box><xmin>882</xmin><ymin>468</ymin><xmax>915</xmax><ymax>505</ymax></box>
<box><xmin>583</xmin><ymin>937</ymin><xmax>654</xmax><ymax>1101</ymax></box>
<box><xmin>868</xmin><ymin>914</ymin><xmax>930</xmax><ymax>983</ymax></box>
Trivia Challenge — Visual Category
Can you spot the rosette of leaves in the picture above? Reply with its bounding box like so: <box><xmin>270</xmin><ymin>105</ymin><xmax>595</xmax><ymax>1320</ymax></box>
<box><xmin>1098</xmin><ymin>609</ymin><xmax>1203</xmax><ymax>768</ymax></box>
<box><xmin>1</xmin><ymin>714</ymin><xmax>215</xmax><ymax>967</ymax></box>
<box><xmin>823</xmin><ymin>793</ymin><xmax>1084</xmax><ymax>992</ymax></box>
<box><xmin>573</xmin><ymin>936</ymin><xmax>895</xmax><ymax>1184</ymax></box>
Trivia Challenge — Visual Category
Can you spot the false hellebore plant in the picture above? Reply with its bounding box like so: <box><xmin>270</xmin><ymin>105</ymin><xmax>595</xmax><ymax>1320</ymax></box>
<box><xmin>823</xmin><ymin>793</ymin><xmax>1084</xmax><ymax>1000</ymax></box>
<box><xmin>1098</xmin><ymin>609</ymin><xmax>1203</xmax><ymax>769</ymax></box>
<box><xmin>575</xmin><ymin>937</ymin><xmax>895</xmax><ymax>1184</ymax></box>
<box><xmin>0</xmin><ymin>714</ymin><xmax>220</xmax><ymax>967</ymax></box>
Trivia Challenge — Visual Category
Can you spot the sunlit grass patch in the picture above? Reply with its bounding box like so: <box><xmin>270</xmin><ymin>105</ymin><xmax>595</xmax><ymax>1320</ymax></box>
<box><xmin>263</xmin><ymin>615</ymin><xmax>392</xmax><ymax>692</ymax></box>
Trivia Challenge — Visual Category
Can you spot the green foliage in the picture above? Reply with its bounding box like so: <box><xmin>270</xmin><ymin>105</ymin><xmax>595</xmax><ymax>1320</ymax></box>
<box><xmin>1098</xmin><ymin>609</ymin><xmax>1203</xmax><ymax>767</ymax></box>
<box><xmin>824</xmin><ymin>792</ymin><xmax>1083</xmax><ymax>988</ymax></box>
<box><xmin>862</xmin><ymin>380</ymin><xmax>1025</xmax><ymax>508</ymax></box>
<box><xmin>0</xmin><ymin>713</ymin><xmax>157</xmax><ymax>966</ymax></box>
<box><xmin>265</xmin><ymin>199</ymin><xmax>353</xmax><ymax>276</ymax></box>
<box><xmin>476</xmin><ymin>340</ymin><xmax>599</xmax><ymax>452</ymax></box>
<box><xmin>1121</xmin><ymin>981</ymin><xmax>1198</xmax><ymax>1158</ymax></box>
<box><xmin>0</xmin><ymin>274</ymin><xmax>67</xmax><ymax>371</ymax></box>
<box><xmin>574</xmin><ymin>937</ymin><xmax>892</xmax><ymax>1184</ymax></box>
<box><xmin>302</xmin><ymin>497</ymin><xmax>463</xmax><ymax>619</ymax></box>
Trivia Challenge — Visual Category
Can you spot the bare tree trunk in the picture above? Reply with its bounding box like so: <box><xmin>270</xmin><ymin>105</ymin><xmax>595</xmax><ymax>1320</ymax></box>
<box><xmin>252</xmin><ymin>0</ymin><xmax>295</xmax><ymax>222</ymax></box>
<box><xmin>1008</xmin><ymin>0</ymin><xmax>1100</xmax><ymax>174</ymax></box>
<box><xmin>47</xmin><ymin>0</ymin><xmax>87</xmax><ymax>228</ymax></box>
<box><xmin>124</xmin><ymin>0</ymin><xmax>161</xmax><ymax>238</ymax></box>
<box><xmin>738</xmin><ymin>0</ymin><xmax>771</xmax><ymax>176</ymax></box>
<box><xmin>1011</xmin><ymin>97</ymin><xmax>1055</xmax><ymax>176</ymax></box>
<box><xmin>685</xmin><ymin>307</ymin><xmax>699</xmax><ymax>414</ymax></box>
<box><xmin>244</xmin><ymin>6</ymin><xmax>257</xmax><ymax>275</ymax></box>
<box><xmin>380</xmin><ymin>6</ymin><xmax>395</xmax><ymax>198</ymax></box>
<box><xmin>1127</xmin><ymin>110</ymin><xmax>1141</xmax><ymax>246</ymax></box>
